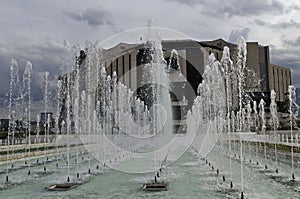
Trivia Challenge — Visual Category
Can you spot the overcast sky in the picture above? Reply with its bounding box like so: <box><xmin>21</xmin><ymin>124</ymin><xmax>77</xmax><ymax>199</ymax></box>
<box><xmin>0</xmin><ymin>0</ymin><xmax>299</xmax><ymax>104</ymax></box>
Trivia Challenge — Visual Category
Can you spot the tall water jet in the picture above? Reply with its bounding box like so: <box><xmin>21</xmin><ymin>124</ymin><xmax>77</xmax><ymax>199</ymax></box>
<box><xmin>55</xmin><ymin>79</ymin><xmax>62</xmax><ymax>168</ymax></box>
<box><xmin>253</xmin><ymin>101</ymin><xmax>259</xmax><ymax>165</ymax></box>
<box><xmin>43</xmin><ymin>71</ymin><xmax>49</xmax><ymax>171</ymax></box>
<box><xmin>66</xmin><ymin>92</ymin><xmax>71</xmax><ymax>181</ymax></box>
<box><xmin>236</xmin><ymin>37</ymin><xmax>247</xmax><ymax>199</ymax></box>
<box><xmin>259</xmin><ymin>99</ymin><xmax>267</xmax><ymax>170</ymax></box>
<box><xmin>222</xmin><ymin>46</ymin><xmax>234</xmax><ymax>187</ymax></box>
<box><xmin>288</xmin><ymin>85</ymin><xmax>299</xmax><ymax>181</ymax></box>
<box><xmin>74</xmin><ymin>53</ymin><xmax>81</xmax><ymax>179</ymax></box>
<box><xmin>270</xmin><ymin>90</ymin><xmax>279</xmax><ymax>172</ymax></box>
<box><xmin>246</xmin><ymin>102</ymin><xmax>252</xmax><ymax>163</ymax></box>
<box><xmin>36</xmin><ymin>115</ymin><xmax>40</xmax><ymax>163</ymax></box>
<box><xmin>87</xmin><ymin>93</ymin><xmax>92</xmax><ymax>173</ymax></box>
<box><xmin>190</xmin><ymin>53</ymin><xmax>225</xmax><ymax>158</ymax></box>
<box><xmin>23</xmin><ymin>61</ymin><xmax>33</xmax><ymax>175</ymax></box>
<box><xmin>6</xmin><ymin>59</ymin><xmax>19</xmax><ymax>182</ymax></box>
<box><xmin>98</xmin><ymin>66</ymin><xmax>107</xmax><ymax>165</ymax></box>
<box><xmin>96</xmin><ymin>100</ymin><xmax>101</xmax><ymax>170</ymax></box>
<box><xmin>140</xmin><ymin>22</ymin><xmax>173</xmax><ymax>172</ymax></box>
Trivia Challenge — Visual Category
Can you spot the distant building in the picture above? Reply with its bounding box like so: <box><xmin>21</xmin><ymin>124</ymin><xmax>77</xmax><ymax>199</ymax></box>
<box><xmin>60</xmin><ymin>38</ymin><xmax>293</xmax><ymax>133</ymax></box>
<box><xmin>0</xmin><ymin>119</ymin><xmax>9</xmax><ymax>131</ymax></box>
<box><xmin>40</xmin><ymin>112</ymin><xmax>54</xmax><ymax>124</ymax></box>
<box><xmin>99</xmin><ymin>40</ymin><xmax>205</xmax><ymax>133</ymax></box>
<box><xmin>269</xmin><ymin>64</ymin><xmax>291</xmax><ymax>112</ymax></box>
<box><xmin>200</xmin><ymin>39</ymin><xmax>291</xmax><ymax>111</ymax></box>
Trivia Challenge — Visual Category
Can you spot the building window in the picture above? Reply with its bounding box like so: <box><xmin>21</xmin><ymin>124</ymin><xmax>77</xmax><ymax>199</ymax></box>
<box><xmin>122</xmin><ymin>55</ymin><xmax>125</xmax><ymax>84</ymax></box>
<box><xmin>110</xmin><ymin>62</ymin><xmax>113</xmax><ymax>75</ymax></box>
<box><xmin>273</xmin><ymin>67</ymin><xmax>275</xmax><ymax>91</ymax></box>
<box><xmin>129</xmin><ymin>54</ymin><xmax>131</xmax><ymax>88</ymax></box>
<box><xmin>116</xmin><ymin>58</ymin><xmax>118</xmax><ymax>77</ymax></box>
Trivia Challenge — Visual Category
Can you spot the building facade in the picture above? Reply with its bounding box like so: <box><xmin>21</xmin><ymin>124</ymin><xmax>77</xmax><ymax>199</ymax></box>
<box><xmin>60</xmin><ymin>38</ymin><xmax>292</xmax><ymax>133</ymax></box>
<box><xmin>269</xmin><ymin>64</ymin><xmax>291</xmax><ymax>111</ymax></box>
<box><xmin>199</xmin><ymin>39</ymin><xmax>291</xmax><ymax>111</ymax></box>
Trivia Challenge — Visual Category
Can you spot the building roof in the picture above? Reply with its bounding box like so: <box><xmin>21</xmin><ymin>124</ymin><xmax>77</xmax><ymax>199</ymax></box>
<box><xmin>199</xmin><ymin>38</ymin><xmax>236</xmax><ymax>51</ymax></box>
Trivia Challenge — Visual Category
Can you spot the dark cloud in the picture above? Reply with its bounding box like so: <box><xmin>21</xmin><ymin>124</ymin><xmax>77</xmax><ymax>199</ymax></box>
<box><xmin>286</xmin><ymin>3</ymin><xmax>300</xmax><ymax>12</ymax></box>
<box><xmin>283</xmin><ymin>36</ymin><xmax>300</xmax><ymax>47</ymax></box>
<box><xmin>0</xmin><ymin>55</ymin><xmax>10</xmax><ymax>106</ymax></box>
<box><xmin>253</xmin><ymin>19</ymin><xmax>269</xmax><ymax>26</ymax></box>
<box><xmin>166</xmin><ymin>0</ymin><xmax>285</xmax><ymax>18</ymax></box>
<box><xmin>254</xmin><ymin>19</ymin><xmax>300</xmax><ymax>29</ymax></box>
<box><xmin>269</xmin><ymin>32</ymin><xmax>300</xmax><ymax>88</ymax></box>
<box><xmin>166</xmin><ymin>0</ymin><xmax>199</xmax><ymax>6</ymax></box>
<box><xmin>228</xmin><ymin>27</ymin><xmax>250</xmax><ymax>43</ymax></box>
<box><xmin>271</xmin><ymin>20</ymin><xmax>300</xmax><ymax>29</ymax></box>
<box><xmin>0</xmin><ymin>39</ymin><xmax>71</xmax><ymax>104</ymax></box>
<box><xmin>293</xmin><ymin>4</ymin><xmax>300</xmax><ymax>10</ymax></box>
<box><xmin>63</xmin><ymin>7</ymin><xmax>114</xmax><ymax>28</ymax></box>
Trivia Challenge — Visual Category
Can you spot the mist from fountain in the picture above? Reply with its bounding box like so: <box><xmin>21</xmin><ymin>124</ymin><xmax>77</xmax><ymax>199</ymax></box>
<box><xmin>188</xmin><ymin>53</ymin><xmax>226</xmax><ymax>158</ymax></box>
<box><xmin>187</xmin><ymin>37</ymin><xmax>250</xmax><ymax>198</ymax></box>
<box><xmin>141</xmin><ymin>25</ymin><xmax>174</xmax><ymax>172</ymax></box>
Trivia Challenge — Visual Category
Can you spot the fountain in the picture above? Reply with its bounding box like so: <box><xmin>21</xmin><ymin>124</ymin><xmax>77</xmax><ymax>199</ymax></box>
<box><xmin>259</xmin><ymin>98</ymin><xmax>267</xmax><ymax>170</ymax></box>
<box><xmin>270</xmin><ymin>90</ymin><xmax>279</xmax><ymax>173</ymax></box>
<box><xmin>1</xmin><ymin>26</ymin><xmax>300</xmax><ymax>199</ymax></box>
<box><xmin>288</xmin><ymin>85</ymin><xmax>299</xmax><ymax>181</ymax></box>
<box><xmin>23</xmin><ymin>61</ymin><xmax>33</xmax><ymax>176</ymax></box>
<box><xmin>6</xmin><ymin>59</ymin><xmax>19</xmax><ymax>183</ymax></box>
<box><xmin>43</xmin><ymin>71</ymin><xmax>49</xmax><ymax>172</ymax></box>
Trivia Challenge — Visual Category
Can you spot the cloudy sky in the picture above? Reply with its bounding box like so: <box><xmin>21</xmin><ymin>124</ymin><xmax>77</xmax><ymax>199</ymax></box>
<box><xmin>0</xmin><ymin>0</ymin><xmax>300</xmax><ymax>105</ymax></box>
